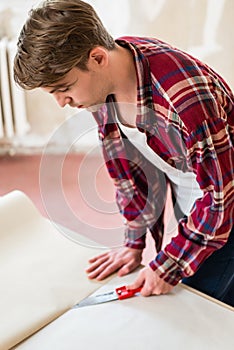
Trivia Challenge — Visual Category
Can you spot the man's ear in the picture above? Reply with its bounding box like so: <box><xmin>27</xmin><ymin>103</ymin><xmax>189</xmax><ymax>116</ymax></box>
<box><xmin>88</xmin><ymin>46</ymin><xmax>109</xmax><ymax>68</ymax></box>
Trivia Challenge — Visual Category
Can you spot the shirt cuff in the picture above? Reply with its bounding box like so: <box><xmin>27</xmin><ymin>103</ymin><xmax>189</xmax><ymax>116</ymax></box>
<box><xmin>125</xmin><ymin>237</ymin><xmax>146</xmax><ymax>250</ymax></box>
<box><xmin>149</xmin><ymin>250</ymin><xmax>185</xmax><ymax>286</ymax></box>
<box><xmin>124</xmin><ymin>221</ymin><xmax>147</xmax><ymax>249</ymax></box>
<box><xmin>124</xmin><ymin>231</ymin><xmax>146</xmax><ymax>250</ymax></box>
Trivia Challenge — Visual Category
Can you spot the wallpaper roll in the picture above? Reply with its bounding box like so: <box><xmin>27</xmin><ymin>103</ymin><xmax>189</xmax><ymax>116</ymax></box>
<box><xmin>0</xmin><ymin>191</ymin><xmax>105</xmax><ymax>350</ymax></box>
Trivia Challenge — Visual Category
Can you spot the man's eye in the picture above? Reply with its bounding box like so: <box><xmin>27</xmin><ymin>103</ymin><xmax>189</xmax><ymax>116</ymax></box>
<box><xmin>58</xmin><ymin>87</ymin><xmax>69</xmax><ymax>93</ymax></box>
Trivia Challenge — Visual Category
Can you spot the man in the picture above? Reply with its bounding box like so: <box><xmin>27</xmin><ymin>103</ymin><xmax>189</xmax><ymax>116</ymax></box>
<box><xmin>14</xmin><ymin>0</ymin><xmax>234</xmax><ymax>306</ymax></box>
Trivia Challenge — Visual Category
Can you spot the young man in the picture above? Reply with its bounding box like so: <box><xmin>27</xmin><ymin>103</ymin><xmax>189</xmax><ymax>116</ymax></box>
<box><xmin>14</xmin><ymin>0</ymin><xmax>234</xmax><ymax>306</ymax></box>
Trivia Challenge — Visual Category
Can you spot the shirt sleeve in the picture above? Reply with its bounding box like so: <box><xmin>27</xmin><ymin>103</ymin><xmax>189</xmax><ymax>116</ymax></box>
<box><xmin>101</xmin><ymin>129</ymin><xmax>165</xmax><ymax>251</ymax></box>
<box><xmin>124</xmin><ymin>219</ymin><xmax>147</xmax><ymax>249</ymax></box>
<box><xmin>149</xmin><ymin>109</ymin><xmax>234</xmax><ymax>285</ymax></box>
<box><xmin>114</xmin><ymin>178</ymin><xmax>148</xmax><ymax>250</ymax></box>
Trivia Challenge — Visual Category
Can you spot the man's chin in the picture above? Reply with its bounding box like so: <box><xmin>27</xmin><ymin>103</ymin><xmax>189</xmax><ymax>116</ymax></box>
<box><xmin>86</xmin><ymin>103</ymin><xmax>104</xmax><ymax>113</ymax></box>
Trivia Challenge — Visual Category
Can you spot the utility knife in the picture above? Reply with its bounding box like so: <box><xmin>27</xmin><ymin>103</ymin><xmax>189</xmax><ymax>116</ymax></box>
<box><xmin>73</xmin><ymin>286</ymin><xmax>142</xmax><ymax>308</ymax></box>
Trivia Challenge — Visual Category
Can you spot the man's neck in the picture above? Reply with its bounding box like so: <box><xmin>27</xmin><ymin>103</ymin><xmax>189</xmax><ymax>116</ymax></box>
<box><xmin>108</xmin><ymin>44</ymin><xmax>137</xmax><ymax>127</ymax></box>
<box><xmin>109</xmin><ymin>44</ymin><xmax>137</xmax><ymax>104</ymax></box>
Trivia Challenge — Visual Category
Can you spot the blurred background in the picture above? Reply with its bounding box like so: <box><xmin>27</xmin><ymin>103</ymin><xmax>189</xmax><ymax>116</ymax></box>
<box><xmin>0</xmin><ymin>0</ymin><xmax>233</xmax><ymax>252</ymax></box>
<box><xmin>0</xmin><ymin>0</ymin><xmax>233</xmax><ymax>152</ymax></box>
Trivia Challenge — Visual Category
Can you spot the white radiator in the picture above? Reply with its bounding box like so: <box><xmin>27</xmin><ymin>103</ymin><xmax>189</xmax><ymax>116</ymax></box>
<box><xmin>0</xmin><ymin>37</ymin><xmax>30</xmax><ymax>140</ymax></box>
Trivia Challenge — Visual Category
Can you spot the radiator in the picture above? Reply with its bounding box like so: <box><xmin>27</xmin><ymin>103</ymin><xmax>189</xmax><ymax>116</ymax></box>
<box><xmin>0</xmin><ymin>37</ymin><xmax>30</xmax><ymax>140</ymax></box>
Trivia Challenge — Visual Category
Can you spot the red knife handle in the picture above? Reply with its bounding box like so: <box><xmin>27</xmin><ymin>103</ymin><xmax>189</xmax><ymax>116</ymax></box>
<box><xmin>115</xmin><ymin>286</ymin><xmax>142</xmax><ymax>300</ymax></box>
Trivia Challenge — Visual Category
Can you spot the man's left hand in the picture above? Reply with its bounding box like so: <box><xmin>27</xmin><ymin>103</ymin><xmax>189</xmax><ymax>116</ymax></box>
<box><xmin>127</xmin><ymin>266</ymin><xmax>174</xmax><ymax>296</ymax></box>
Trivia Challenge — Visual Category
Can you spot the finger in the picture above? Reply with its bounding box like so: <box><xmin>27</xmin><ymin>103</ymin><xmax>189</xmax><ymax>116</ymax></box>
<box><xmin>118</xmin><ymin>260</ymin><xmax>140</xmax><ymax>277</ymax></box>
<box><xmin>88</xmin><ymin>252</ymin><xmax>109</xmax><ymax>263</ymax></box>
<box><xmin>117</xmin><ymin>266</ymin><xmax>129</xmax><ymax>277</ymax></box>
<box><xmin>86</xmin><ymin>255</ymin><xmax>109</xmax><ymax>273</ymax></box>
<box><xmin>141</xmin><ymin>283</ymin><xmax>154</xmax><ymax>297</ymax></box>
<box><xmin>87</xmin><ymin>260</ymin><xmax>111</xmax><ymax>279</ymax></box>
<box><xmin>152</xmin><ymin>281</ymin><xmax>173</xmax><ymax>295</ymax></box>
<box><xmin>95</xmin><ymin>261</ymin><xmax>123</xmax><ymax>281</ymax></box>
<box><xmin>88</xmin><ymin>259</ymin><xmax>121</xmax><ymax>280</ymax></box>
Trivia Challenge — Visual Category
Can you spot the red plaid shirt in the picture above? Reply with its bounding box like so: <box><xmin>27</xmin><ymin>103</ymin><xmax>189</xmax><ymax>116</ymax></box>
<box><xmin>93</xmin><ymin>37</ymin><xmax>234</xmax><ymax>286</ymax></box>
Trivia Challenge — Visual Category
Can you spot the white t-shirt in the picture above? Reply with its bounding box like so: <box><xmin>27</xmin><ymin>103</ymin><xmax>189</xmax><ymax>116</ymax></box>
<box><xmin>118</xmin><ymin>123</ymin><xmax>203</xmax><ymax>216</ymax></box>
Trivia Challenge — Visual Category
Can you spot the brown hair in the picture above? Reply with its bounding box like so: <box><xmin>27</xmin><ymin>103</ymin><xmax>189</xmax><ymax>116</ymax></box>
<box><xmin>14</xmin><ymin>0</ymin><xmax>115</xmax><ymax>89</ymax></box>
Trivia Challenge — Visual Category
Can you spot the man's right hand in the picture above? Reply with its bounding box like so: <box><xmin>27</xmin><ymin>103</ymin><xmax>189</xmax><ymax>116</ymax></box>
<box><xmin>86</xmin><ymin>247</ymin><xmax>143</xmax><ymax>281</ymax></box>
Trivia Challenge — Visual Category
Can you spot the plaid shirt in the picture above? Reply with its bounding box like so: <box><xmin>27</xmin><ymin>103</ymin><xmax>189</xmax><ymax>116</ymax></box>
<box><xmin>93</xmin><ymin>37</ymin><xmax>234</xmax><ymax>286</ymax></box>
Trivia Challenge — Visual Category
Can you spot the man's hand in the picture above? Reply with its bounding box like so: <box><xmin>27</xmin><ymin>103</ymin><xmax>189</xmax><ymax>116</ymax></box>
<box><xmin>86</xmin><ymin>247</ymin><xmax>143</xmax><ymax>281</ymax></box>
<box><xmin>127</xmin><ymin>266</ymin><xmax>174</xmax><ymax>296</ymax></box>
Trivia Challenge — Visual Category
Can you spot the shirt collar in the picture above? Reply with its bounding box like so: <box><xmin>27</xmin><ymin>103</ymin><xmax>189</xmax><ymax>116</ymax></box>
<box><xmin>115</xmin><ymin>37</ymin><xmax>155</xmax><ymax>130</ymax></box>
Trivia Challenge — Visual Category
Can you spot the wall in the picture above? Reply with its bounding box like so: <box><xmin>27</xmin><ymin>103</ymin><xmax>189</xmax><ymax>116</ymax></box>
<box><xmin>0</xmin><ymin>0</ymin><xmax>233</xmax><ymax>149</ymax></box>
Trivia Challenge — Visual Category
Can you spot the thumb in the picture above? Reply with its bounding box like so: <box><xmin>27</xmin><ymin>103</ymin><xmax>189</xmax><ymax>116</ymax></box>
<box><xmin>118</xmin><ymin>265</ymin><xmax>130</xmax><ymax>277</ymax></box>
<box><xmin>126</xmin><ymin>272</ymin><xmax>145</xmax><ymax>291</ymax></box>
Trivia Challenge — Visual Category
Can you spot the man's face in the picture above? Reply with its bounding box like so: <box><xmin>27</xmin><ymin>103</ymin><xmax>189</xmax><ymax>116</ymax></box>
<box><xmin>42</xmin><ymin>64</ymin><xmax>110</xmax><ymax>112</ymax></box>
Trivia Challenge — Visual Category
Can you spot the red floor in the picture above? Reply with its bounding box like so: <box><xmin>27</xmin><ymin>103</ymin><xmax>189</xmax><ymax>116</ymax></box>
<box><xmin>0</xmin><ymin>153</ymin><xmax>176</xmax><ymax>262</ymax></box>
<box><xmin>0</xmin><ymin>153</ymin><xmax>46</xmax><ymax>214</ymax></box>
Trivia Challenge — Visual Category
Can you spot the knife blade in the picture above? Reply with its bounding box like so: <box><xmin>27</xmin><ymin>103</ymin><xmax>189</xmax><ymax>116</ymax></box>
<box><xmin>73</xmin><ymin>286</ymin><xmax>142</xmax><ymax>308</ymax></box>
